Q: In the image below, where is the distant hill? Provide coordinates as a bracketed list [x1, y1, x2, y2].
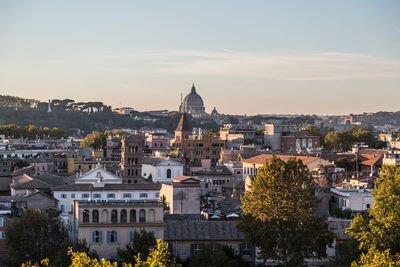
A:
[0, 95, 40, 109]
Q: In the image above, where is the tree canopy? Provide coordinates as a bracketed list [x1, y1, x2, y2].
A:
[346, 164, 400, 265]
[238, 156, 333, 266]
[323, 127, 377, 151]
[186, 244, 248, 267]
[117, 229, 157, 264]
[4, 209, 68, 266]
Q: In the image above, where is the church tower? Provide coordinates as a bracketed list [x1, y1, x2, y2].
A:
[174, 112, 191, 142]
[47, 100, 52, 113]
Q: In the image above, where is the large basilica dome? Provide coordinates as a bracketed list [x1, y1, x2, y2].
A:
[179, 84, 206, 117]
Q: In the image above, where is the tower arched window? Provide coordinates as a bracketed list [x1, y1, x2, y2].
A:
[130, 209, 136, 222]
[302, 139, 307, 148]
[83, 209, 90, 223]
[111, 209, 118, 223]
[308, 139, 313, 149]
[166, 169, 172, 179]
[92, 210, 99, 223]
[120, 209, 127, 223]
[139, 209, 146, 223]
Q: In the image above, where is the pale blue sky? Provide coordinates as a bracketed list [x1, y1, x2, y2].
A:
[0, 1, 399, 115]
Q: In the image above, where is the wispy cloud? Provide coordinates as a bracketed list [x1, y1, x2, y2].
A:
[153, 50, 400, 81]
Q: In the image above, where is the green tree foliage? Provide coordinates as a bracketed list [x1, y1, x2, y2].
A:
[117, 230, 157, 264]
[323, 127, 377, 151]
[346, 164, 400, 265]
[80, 131, 107, 149]
[0, 124, 66, 139]
[255, 128, 265, 136]
[330, 239, 360, 266]
[0, 95, 39, 109]
[186, 244, 248, 267]
[306, 125, 323, 138]
[4, 209, 68, 266]
[238, 156, 333, 266]
[335, 157, 356, 172]
[134, 239, 181, 267]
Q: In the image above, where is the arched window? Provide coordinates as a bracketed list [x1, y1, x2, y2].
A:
[92, 210, 99, 223]
[111, 209, 118, 223]
[308, 139, 313, 149]
[148, 209, 155, 223]
[139, 209, 146, 223]
[102, 209, 108, 223]
[130, 210, 136, 223]
[83, 209, 90, 223]
[296, 139, 300, 150]
[166, 169, 172, 178]
[120, 209, 127, 223]
[302, 139, 307, 148]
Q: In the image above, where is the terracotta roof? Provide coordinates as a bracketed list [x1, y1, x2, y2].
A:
[242, 154, 321, 166]
[359, 155, 383, 166]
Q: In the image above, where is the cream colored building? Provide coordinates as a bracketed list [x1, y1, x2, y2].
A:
[71, 200, 164, 261]
[160, 176, 201, 215]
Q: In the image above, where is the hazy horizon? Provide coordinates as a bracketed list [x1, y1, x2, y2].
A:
[1, 1, 399, 115]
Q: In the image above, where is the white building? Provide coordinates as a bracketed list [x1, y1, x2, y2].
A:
[142, 157, 183, 183]
[330, 188, 373, 211]
[52, 164, 161, 215]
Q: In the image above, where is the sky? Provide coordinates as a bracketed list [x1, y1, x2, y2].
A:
[0, 0, 399, 115]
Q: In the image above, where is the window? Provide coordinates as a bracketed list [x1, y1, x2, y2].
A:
[0, 231, 5, 239]
[190, 244, 200, 254]
[120, 209, 127, 223]
[241, 243, 251, 255]
[71, 193, 75, 199]
[366, 204, 371, 209]
[302, 139, 307, 148]
[123, 193, 132, 198]
[111, 210, 118, 223]
[0, 218, 3, 227]
[83, 209, 90, 223]
[107, 193, 116, 199]
[139, 209, 146, 223]
[166, 169, 171, 178]
[93, 193, 101, 199]
[82, 193, 89, 199]
[61, 194, 67, 199]
[129, 230, 136, 242]
[155, 193, 159, 199]
[130, 210, 136, 223]
[91, 230, 102, 243]
[308, 139, 313, 149]
[92, 210, 99, 223]
[61, 205, 65, 213]
[107, 230, 119, 243]
[140, 193, 148, 198]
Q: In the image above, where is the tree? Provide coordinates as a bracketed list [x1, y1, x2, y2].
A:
[306, 125, 322, 138]
[117, 229, 157, 264]
[346, 164, 400, 265]
[330, 239, 360, 266]
[238, 156, 333, 266]
[4, 209, 68, 266]
[80, 131, 106, 149]
[134, 239, 181, 267]
[186, 244, 248, 267]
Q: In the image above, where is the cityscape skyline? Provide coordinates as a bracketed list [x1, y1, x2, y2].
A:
[0, 0, 399, 115]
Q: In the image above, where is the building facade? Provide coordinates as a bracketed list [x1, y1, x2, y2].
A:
[71, 200, 164, 260]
